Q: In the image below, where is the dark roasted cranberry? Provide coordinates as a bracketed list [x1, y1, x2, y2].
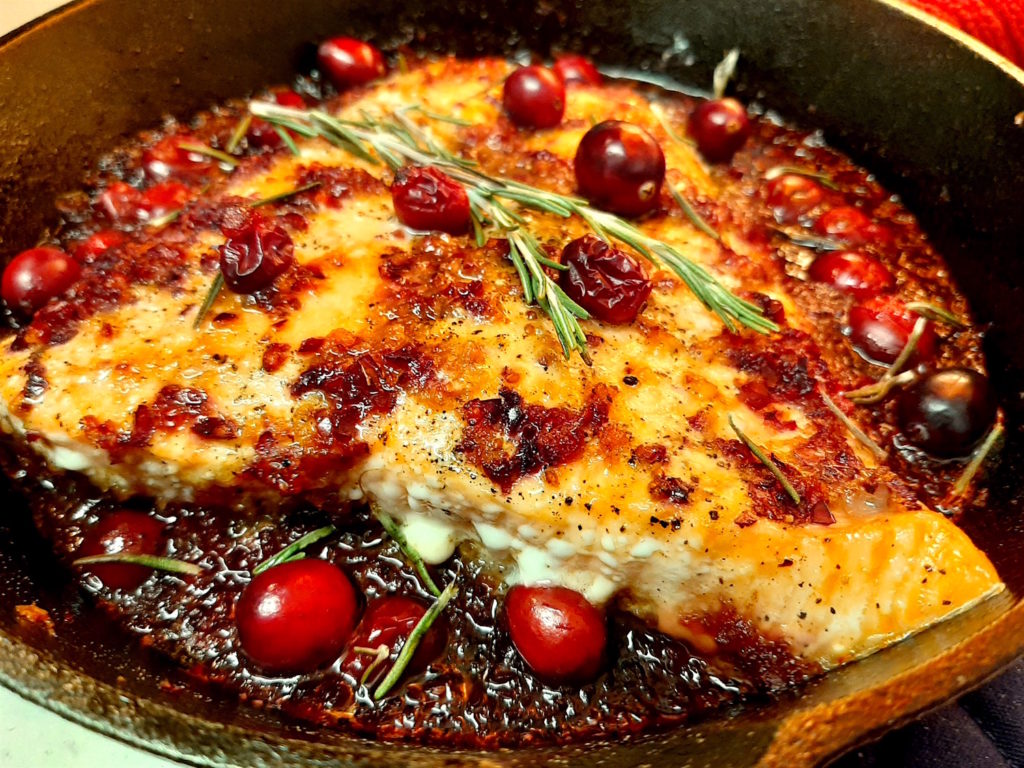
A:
[73, 230, 125, 263]
[813, 206, 891, 248]
[75, 511, 166, 591]
[559, 235, 651, 323]
[807, 250, 894, 299]
[505, 585, 606, 683]
[317, 37, 386, 89]
[236, 559, 359, 675]
[553, 54, 602, 86]
[391, 166, 471, 234]
[143, 135, 214, 181]
[502, 65, 565, 129]
[688, 98, 751, 163]
[137, 181, 190, 221]
[848, 296, 936, 365]
[248, 90, 307, 149]
[340, 595, 448, 685]
[765, 174, 824, 224]
[219, 216, 295, 294]
[574, 121, 665, 217]
[2, 247, 81, 315]
[97, 181, 142, 222]
[898, 368, 996, 457]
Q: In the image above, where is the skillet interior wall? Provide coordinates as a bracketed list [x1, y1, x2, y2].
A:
[0, 1, 1023, 766]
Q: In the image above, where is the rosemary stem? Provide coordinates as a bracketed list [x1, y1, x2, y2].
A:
[252, 525, 336, 576]
[821, 391, 887, 461]
[728, 415, 802, 506]
[952, 423, 1004, 497]
[72, 553, 202, 576]
[373, 506, 442, 597]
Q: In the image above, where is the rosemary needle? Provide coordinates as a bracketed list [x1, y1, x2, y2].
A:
[72, 553, 202, 576]
[252, 525, 337, 576]
[728, 415, 802, 506]
[373, 506, 442, 597]
[373, 581, 457, 700]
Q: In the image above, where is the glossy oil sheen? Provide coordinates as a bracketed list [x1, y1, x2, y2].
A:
[0, 1, 1022, 767]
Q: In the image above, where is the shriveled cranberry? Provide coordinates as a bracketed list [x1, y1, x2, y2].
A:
[898, 368, 996, 457]
[143, 135, 214, 181]
[848, 296, 936, 365]
[73, 230, 125, 263]
[574, 121, 665, 217]
[813, 206, 891, 248]
[219, 215, 295, 294]
[340, 595, 448, 685]
[553, 54, 602, 86]
[317, 37, 386, 89]
[75, 511, 166, 591]
[765, 174, 824, 224]
[807, 250, 894, 299]
[137, 181, 190, 221]
[505, 585, 606, 683]
[97, 181, 143, 222]
[236, 559, 359, 675]
[248, 90, 307, 149]
[559, 235, 651, 323]
[502, 65, 566, 129]
[2, 247, 81, 315]
[688, 98, 751, 163]
[391, 166, 471, 234]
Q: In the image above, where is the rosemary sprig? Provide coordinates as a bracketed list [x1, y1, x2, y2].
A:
[248, 100, 778, 359]
[373, 506, 442, 597]
[177, 142, 240, 168]
[764, 165, 839, 191]
[952, 423, 1004, 497]
[373, 581, 458, 700]
[821, 390, 887, 461]
[73, 553, 202, 576]
[252, 525, 336, 576]
[728, 415, 802, 505]
[670, 185, 720, 242]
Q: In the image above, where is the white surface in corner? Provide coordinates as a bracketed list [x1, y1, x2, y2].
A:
[0, 6, 185, 768]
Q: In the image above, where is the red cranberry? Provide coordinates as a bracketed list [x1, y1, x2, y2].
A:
[505, 585, 606, 683]
[553, 54, 602, 86]
[75, 511, 166, 591]
[391, 166, 471, 234]
[559, 235, 651, 323]
[219, 215, 295, 294]
[317, 37, 386, 89]
[813, 206, 891, 248]
[340, 595, 448, 684]
[765, 174, 824, 224]
[502, 66, 566, 129]
[137, 181, 190, 221]
[248, 91, 306, 149]
[688, 98, 751, 163]
[143, 135, 214, 181]
[97, 182, 143, 222]
[807, 250, 895, 299]
[236, 559, 359, 675]
[574, 121, 666, 217]
[848, 296, 937, 365]
[2, 247, 81, 315]
[73, 230, 125, 263]
[898, 368, 996, 457]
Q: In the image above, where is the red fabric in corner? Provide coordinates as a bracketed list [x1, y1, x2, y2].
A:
[907, 0, 1024, 67]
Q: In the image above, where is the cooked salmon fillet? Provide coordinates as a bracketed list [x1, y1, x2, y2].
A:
[0, 57, 1001, 667]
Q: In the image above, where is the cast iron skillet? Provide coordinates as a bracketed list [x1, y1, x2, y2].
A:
[1, 0, 1023, 765]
